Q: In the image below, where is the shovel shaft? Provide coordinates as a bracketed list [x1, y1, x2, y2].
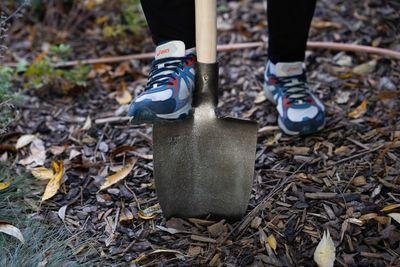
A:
[195, 0, 217, 64]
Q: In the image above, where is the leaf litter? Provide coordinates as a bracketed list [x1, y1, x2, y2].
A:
[1, 0, 399, 265]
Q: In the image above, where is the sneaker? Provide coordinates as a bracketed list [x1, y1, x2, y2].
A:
[128, 40, 196, 123]
[264, 61, 325, 135]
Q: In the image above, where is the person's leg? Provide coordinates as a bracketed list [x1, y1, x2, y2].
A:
[267, 0, 316, 63]
[140, 0, 195, 48]
[264, 0, 325, 135]
[128, 0, 196, 123]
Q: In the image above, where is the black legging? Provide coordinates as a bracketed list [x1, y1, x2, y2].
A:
[140, 0, 316, 64]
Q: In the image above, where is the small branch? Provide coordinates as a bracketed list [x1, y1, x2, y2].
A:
[4, 41, 400, 68]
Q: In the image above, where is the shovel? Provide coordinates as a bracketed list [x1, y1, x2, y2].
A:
[153, 0, 258, 220]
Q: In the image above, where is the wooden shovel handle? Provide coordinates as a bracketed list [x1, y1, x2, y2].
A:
[195, 0, 217, 64]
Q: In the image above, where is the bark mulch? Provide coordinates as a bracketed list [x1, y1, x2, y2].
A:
[2, 0, 400, 266]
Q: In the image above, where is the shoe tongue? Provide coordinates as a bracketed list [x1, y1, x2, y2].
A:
[275, 62, 303, 77]
[155, 40, 186, 60]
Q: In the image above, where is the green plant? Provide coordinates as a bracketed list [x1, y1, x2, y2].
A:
[0, 66, 15, 134]
[0, 165, 73, 266]
[22, 44, 91, 94]
[102, 0, 146, 38]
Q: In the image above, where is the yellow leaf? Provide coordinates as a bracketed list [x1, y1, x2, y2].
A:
[99, 160, 136, 191]
[0, 221, 25, 243]
[15, 134, 36, 149]
[388, 213, 400, 224]
[314, 229, 336, 267]
[31, 167, 55, 180]
[267, 234, 277, 254]
[138, 203, 161, 220]
[0, 181, 11, 190]
[42, 161, 65, 201]
[381, 204, 400, 212]
[348, 99, 367, 119]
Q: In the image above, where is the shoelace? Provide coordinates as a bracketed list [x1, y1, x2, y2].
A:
[146, 55, 193, 90]
[277, 76, 310, 104]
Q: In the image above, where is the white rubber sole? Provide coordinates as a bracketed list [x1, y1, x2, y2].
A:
[156, 101, 192, 119]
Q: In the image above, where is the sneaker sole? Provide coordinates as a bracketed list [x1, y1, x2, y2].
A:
[278, 117, 326, 136]
[264, 83, 325, 136]
[130, 102, 193, 125]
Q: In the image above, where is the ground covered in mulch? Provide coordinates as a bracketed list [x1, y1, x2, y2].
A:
[2, 0, 400, 266]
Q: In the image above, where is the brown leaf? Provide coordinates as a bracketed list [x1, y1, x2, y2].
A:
[207, 220, 227, 237]
[99, 160, 136, 190]
[352, 176, 367, 186]
[48, 145, 68, 156]
[113, 62, 131, 77]
[119, 207, 134, 223]
[0, 145, 17, 154]
[381, 204, 400, 212]
[116, 81, 132, 105]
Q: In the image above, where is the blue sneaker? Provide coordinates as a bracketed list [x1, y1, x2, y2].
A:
[128, 41, 196, 123]
[264, 61, 325, 135]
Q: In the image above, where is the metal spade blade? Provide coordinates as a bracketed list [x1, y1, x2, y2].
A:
[153, 63, 258, 220]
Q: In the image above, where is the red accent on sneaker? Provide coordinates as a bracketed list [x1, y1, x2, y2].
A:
[268, 77, 278, 85]
[283, 97, 291, 108]
[156, 48, 171, 57]
[185, 55, 196, 67]
[171, 78, 179, 98]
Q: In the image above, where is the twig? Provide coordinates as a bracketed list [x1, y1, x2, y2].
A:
[4, 41, 400, 68]
[328, 143, 385, 166]
[95, 116, 131, 125]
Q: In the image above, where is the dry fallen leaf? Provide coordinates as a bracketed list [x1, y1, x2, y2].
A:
[138, 203, 161, 220]
[31, 167, 55, 180]
[16, 134, 36, 149]
[352, 60, 376, 75]
[48, 145, 68, 156]
[42, 161, 65, 201]
[348, 99, 367, 119]
[388, 213, 400, 224]
[0, 180, 11, 190]
[267, 234, 277, 254]
[0, 221, 25, 244]
[116, 81, 132, 105]
[18, 138, 46, 167]
[119, 207, 134, 223]
[100, 160, 136, 190]
[133, 249, 184, 264]
[381, 204, 400, 212]
[81, 116, 92, 131]
[254, 91, 267, 104]
[314, 229, 336, 267]
[58, 205, 68, 222]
